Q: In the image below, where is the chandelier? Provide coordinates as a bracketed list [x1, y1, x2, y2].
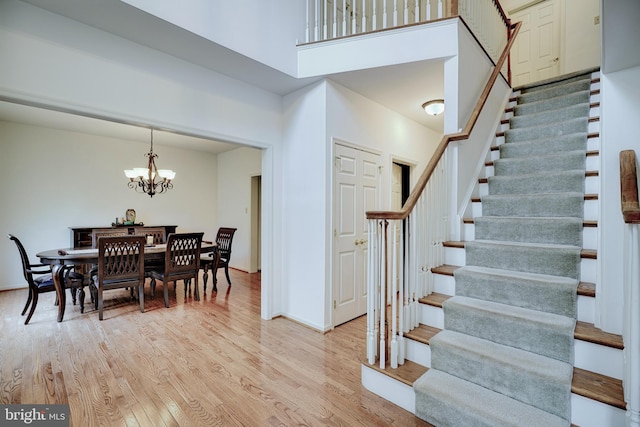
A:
[124, 129, 175, 197]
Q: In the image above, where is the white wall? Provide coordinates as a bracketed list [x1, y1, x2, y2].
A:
[281, 81, 329, 330]
[503, 0, 601, 75]
[0, 0, 282, 148]
[279, 79, 440, 331]
[563, 0, 601, 73]
[216, 147, 262, 273]
[0, 121, 218, 290]
[120, 0, 305, 77]
[598, 65, 640, 334]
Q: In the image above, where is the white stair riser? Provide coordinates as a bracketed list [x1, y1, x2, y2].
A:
[362, 366, 415, 413]
[571, 394, 625, 427]
[444, 246, 465, 266]
[406, 338, 431, 367]
[420, 304, 444, 329]
[575, 340, 623, 380]
[433, 273, 455, 295]
[578, 294, 595, 323]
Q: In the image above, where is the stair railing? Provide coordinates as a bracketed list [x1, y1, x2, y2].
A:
[305, 0, 510, 66]
[620, 149, 640, 426]
[365, 20, 521, 370]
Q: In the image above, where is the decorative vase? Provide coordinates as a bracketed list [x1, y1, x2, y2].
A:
[125, 209, 136, 225]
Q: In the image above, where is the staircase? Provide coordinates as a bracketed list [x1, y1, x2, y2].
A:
[362, 70, 627, 426]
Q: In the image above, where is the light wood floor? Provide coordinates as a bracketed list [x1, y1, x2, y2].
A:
[0, 270, 429, 426]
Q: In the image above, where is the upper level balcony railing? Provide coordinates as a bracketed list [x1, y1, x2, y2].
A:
[305, 0, 510, 70]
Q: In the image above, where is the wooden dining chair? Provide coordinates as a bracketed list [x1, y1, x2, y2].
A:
[8, 234, 83, 324]
[91, 229, 129, 248]
[201, 227, 236, 293]
[134, 227, 166, 244]
[148, 232, 204, 307]
[91, 235, 145, 320]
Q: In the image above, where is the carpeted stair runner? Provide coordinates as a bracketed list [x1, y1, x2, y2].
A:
[414, 72, 594, 426]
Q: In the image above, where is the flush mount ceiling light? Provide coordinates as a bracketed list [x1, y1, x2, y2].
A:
[422, 99, 445, 116]
[124, 129, 175, 197]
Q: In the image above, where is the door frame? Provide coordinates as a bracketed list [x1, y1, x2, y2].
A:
[330, 138, 382, 328]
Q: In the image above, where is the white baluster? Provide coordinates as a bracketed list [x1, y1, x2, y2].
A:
[383, 0, 388, 29]
[415, 0, 420, 23]
[390, 221, 398, 369]
[362, 0, 367, 33]
[398, 219, 405, 364]
[393, 0, 398, 26]
[332, 0, 337, 38]
[367, 219, 377, 364]
[426, 0, 431, 20]
[343, 0, 347, 36]
[438, 0, 443, 19]
[352, 0, 357, 34]
[323, 0, 328, 39]
[372, 0, 377, 30]
[379, 220, 387, 369]
[314, 0, 319, 41]
[404, 0, 408, 25]
[305, 0, 310, 42]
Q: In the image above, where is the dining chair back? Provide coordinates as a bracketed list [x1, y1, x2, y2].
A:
[201, 227, 237, 293]
[8, 234, 82, 324]
[135, 227, 166, 244]
[148, 232, 204, 307]
[91, 229, 129, 248]
[92, 235, 145, 320]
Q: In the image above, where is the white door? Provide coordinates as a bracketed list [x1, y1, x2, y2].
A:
[510, 0, 561, 86]
[333, 143, 381, 326]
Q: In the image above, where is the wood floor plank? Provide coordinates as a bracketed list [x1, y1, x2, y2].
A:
[1, 271, 428, 426]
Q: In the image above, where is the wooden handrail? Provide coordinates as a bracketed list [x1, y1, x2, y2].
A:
[366, 20, 521, 221]
[620, 150, 640, 224]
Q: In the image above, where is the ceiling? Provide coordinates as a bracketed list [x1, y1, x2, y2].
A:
[0, 0, 444, 153]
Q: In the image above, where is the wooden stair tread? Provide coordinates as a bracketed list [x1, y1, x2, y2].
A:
[463, 218, 598, 228]
[431, 264, 595, 297]
[578, 281, 595, 297]
[572, 367, 626, 410]
[471, 194, 598, 202]
[442, 241, 596, 260]
[479, 170, 597, 183]
[365, 357, 625, 410]
[418, 292, 450, 308]
[363, 359, 428, 387]
[405, 324, 441, 345]
[495, 131, 599, 138]
[575, 321, 624, 349]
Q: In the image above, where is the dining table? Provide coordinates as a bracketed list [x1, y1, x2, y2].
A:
[36, 241, 217, 322]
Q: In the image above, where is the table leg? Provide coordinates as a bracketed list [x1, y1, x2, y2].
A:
[51, 263, 67, 322]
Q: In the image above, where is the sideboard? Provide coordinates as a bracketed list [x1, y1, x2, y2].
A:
[70, 225, 177, 248]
